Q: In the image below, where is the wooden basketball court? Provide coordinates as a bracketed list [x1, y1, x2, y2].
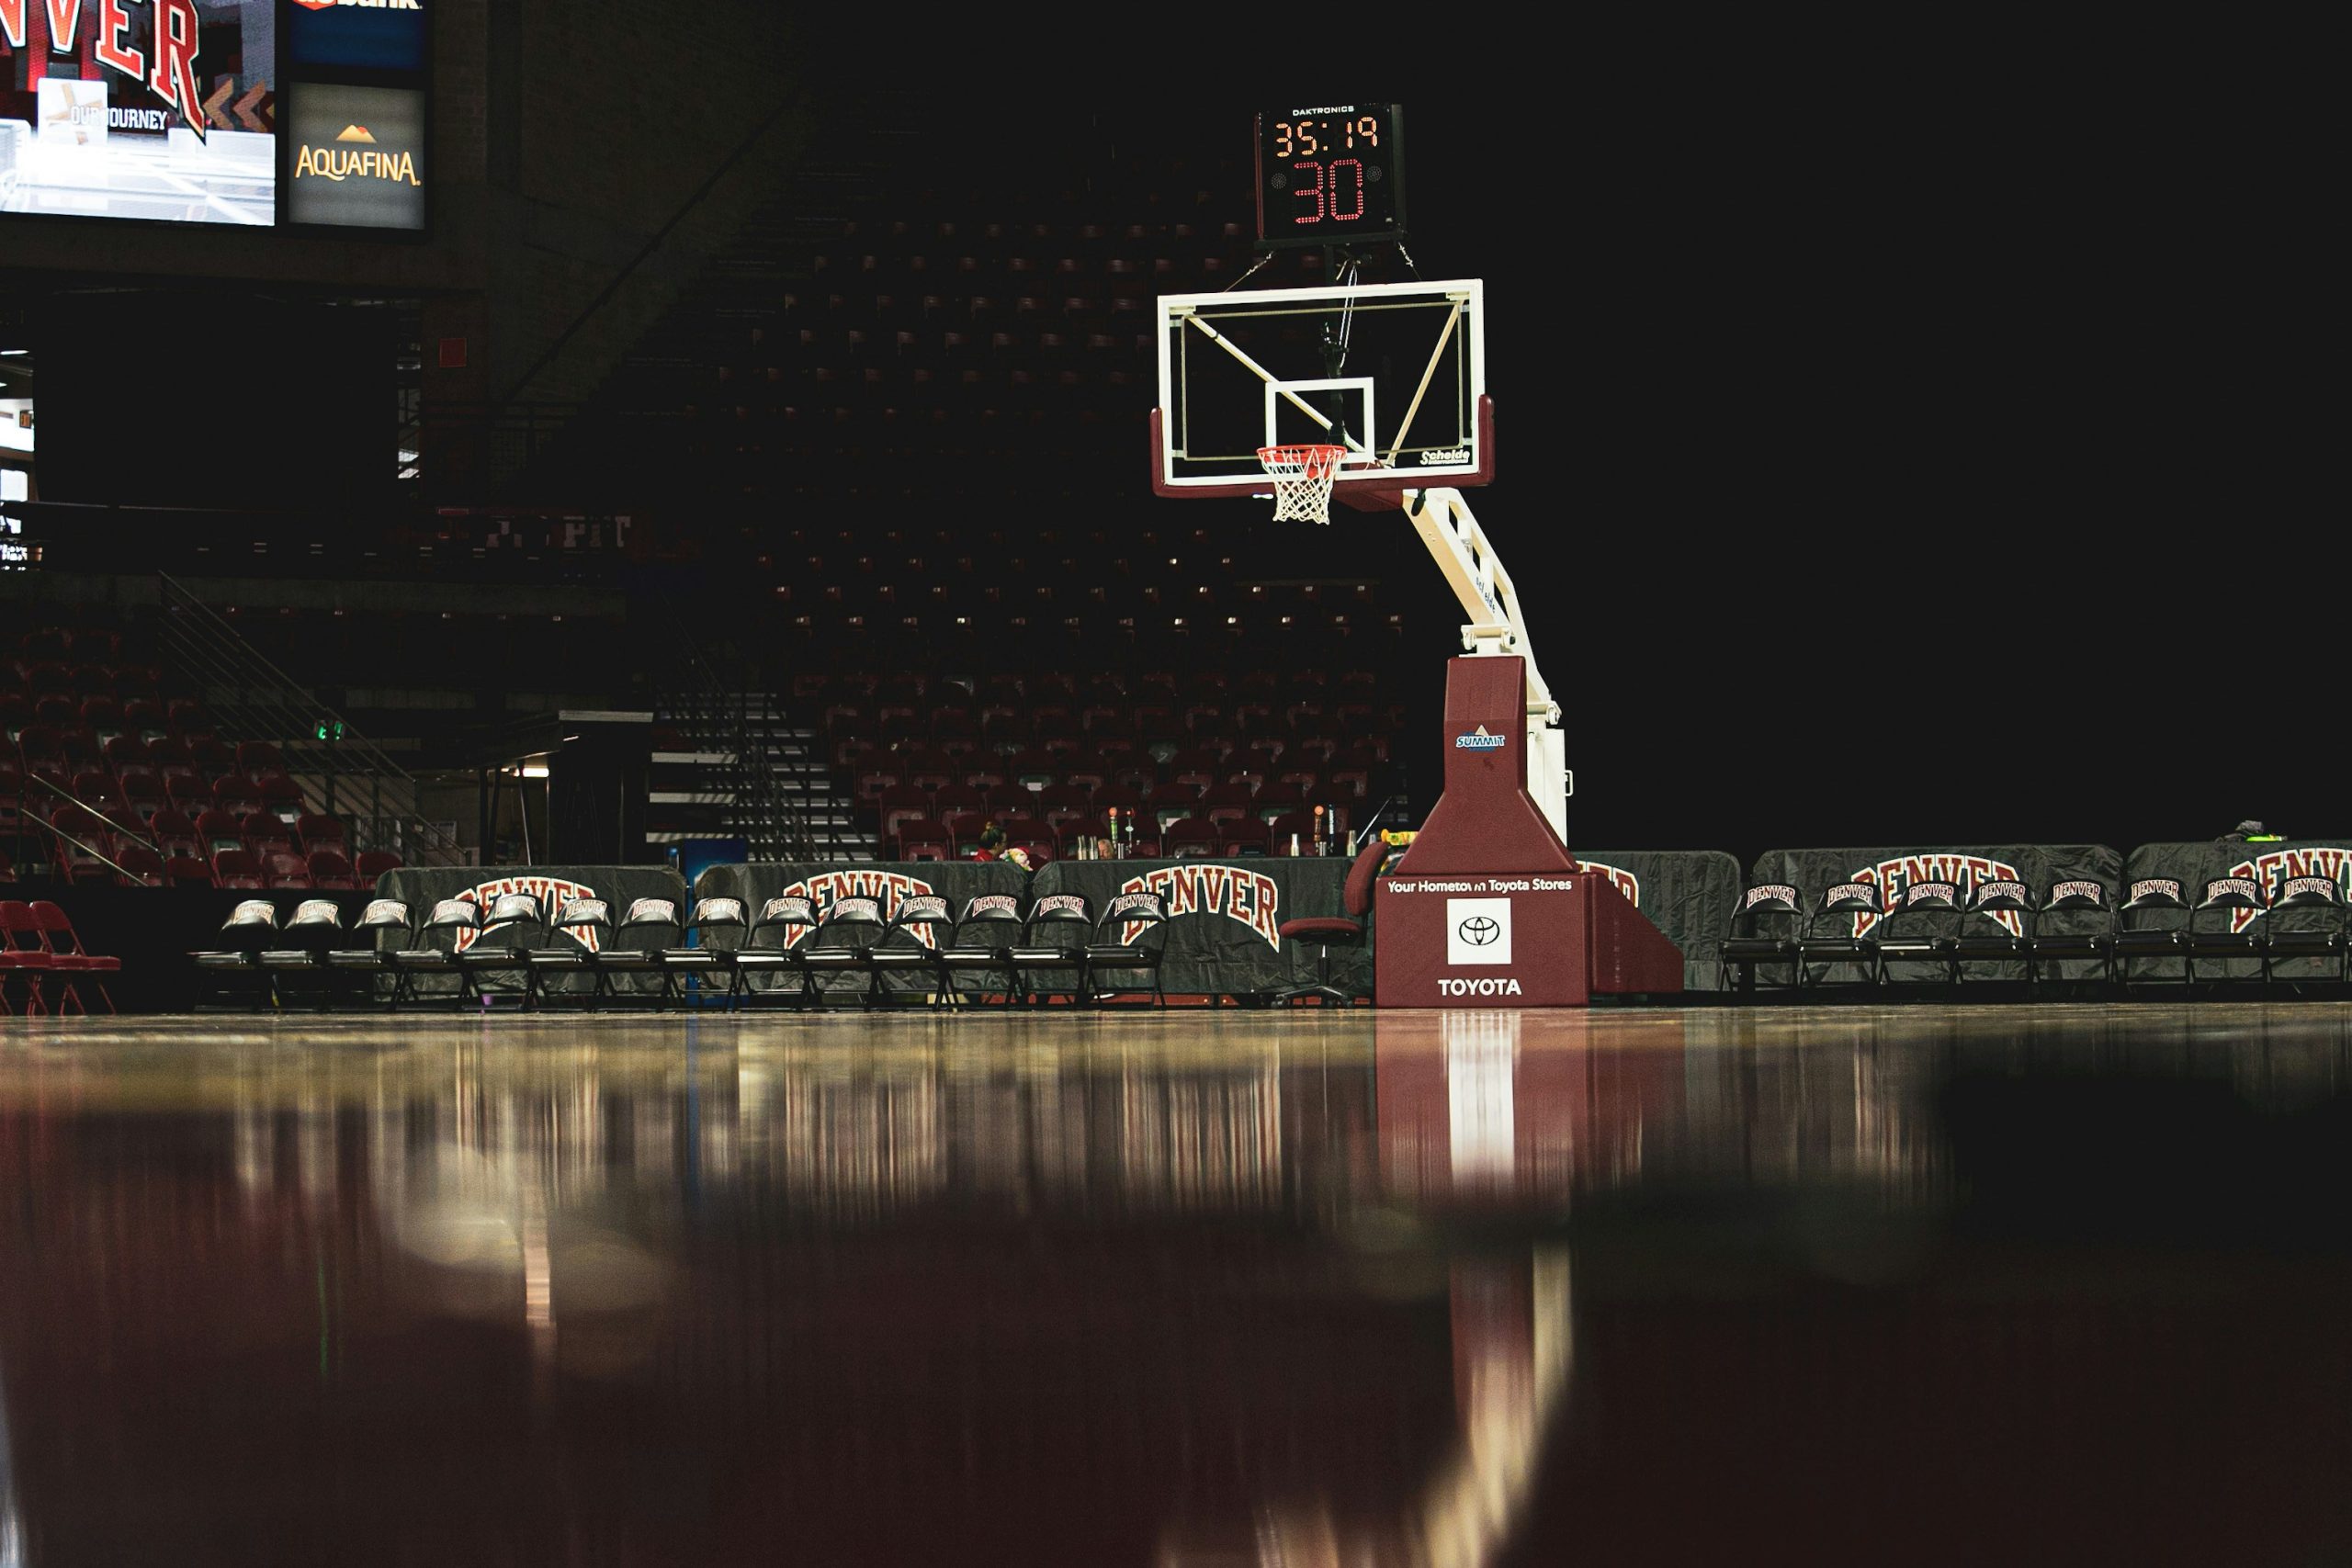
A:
[4, 1002, 2348, 1564]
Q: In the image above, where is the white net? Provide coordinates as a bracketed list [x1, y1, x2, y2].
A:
[1257, 445, 1346, 525]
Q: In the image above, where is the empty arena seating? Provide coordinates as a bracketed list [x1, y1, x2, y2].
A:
[831, 666, 1385, 859]
[6, 621, 402, 889]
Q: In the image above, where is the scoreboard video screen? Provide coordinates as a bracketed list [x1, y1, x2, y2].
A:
[0, 0, 430, 231]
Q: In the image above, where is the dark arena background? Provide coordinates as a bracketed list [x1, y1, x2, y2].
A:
[0, 11, 2336, 1568]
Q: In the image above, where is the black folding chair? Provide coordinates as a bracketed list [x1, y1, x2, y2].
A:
[1872, 880, 1962, 991]
[2185, 875, 2267, 991]
[2027, 880, 2115, 991]
[2263, 874, 2346, 993]
[668, 897, 750, 1007]
[939, 893, 1024, 1007]
[1009, 892, 1091, 1005]
[729, 896, 819, 1007]
[455, 893, 546, 1006]
[867, 894, 956, 1004]
[801, 896, 886, 1005]
[193, 898, 279, 1010]
[256, 897, 347, 1010]
[1796, 882, 1883, 995]
[387, 898, 477, 1008]
[526, 897, 613, 1010]
[1086, 891, 1169, 1008]
[1719, 884, 1801, 996]
[2113, 878, 2190, 990]
[325, 897, 413, 1008]
[1949, 878, 2033, 987]
[599, 897, 681, 1008]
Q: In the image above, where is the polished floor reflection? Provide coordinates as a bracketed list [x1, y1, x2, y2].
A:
[3, 1005, 2349, 1566]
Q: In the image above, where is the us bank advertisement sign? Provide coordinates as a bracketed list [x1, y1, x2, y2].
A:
[285, 78, 421, 229]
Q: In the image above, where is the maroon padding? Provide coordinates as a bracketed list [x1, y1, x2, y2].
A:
[1278, 916, 1363, 940]
[1341, 838, 1388, 916]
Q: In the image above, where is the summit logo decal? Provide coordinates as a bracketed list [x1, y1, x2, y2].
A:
[1453, 727, 1506, 750]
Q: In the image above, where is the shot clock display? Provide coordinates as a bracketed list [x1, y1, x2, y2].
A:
[1254, 103, 1405, 248]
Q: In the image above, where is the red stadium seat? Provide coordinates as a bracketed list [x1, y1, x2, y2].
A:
[263, 850, 314, 890]
[355, 850, 403, 882]
[1199, 780, 1260, 825]
[112, 844, 168, 887]
[195, 808, 246, 854]
[1162, 817, 1227, 858]
[894, 818, 953, 860]
[211, 850, 266, 889]
[295, 813, 346, 852]
[166, 855, 216, 887]
[236, 740, 288, 778]
[876, 784, 933, 847]
[307, 849, 361, 890]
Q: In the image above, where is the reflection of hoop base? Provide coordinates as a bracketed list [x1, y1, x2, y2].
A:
[1256, 444, 1346, 525]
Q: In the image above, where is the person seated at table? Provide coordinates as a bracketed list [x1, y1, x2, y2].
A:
[971, 823, 1033, 870]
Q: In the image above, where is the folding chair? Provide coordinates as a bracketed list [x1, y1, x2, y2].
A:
[1795, 882, 1883, 994]
[1719, 884, 1802, 996]
[1, 899, 60, 1016]
[2185, 875, 2267, 991]
[389, 899, 478, 1008]
[2263, 874, 2346, 993]
[1872, 881, 1962, 992]
[730, 897, 818, 1007]
[1085, 892, 1169, 1008]
[1009, 892, 1091, 1005]
[2028, 880, 2116, 991]
[801, 896, 887, 1006]
[526, 897, 614, 1010]
[598, 897, 681, 1008]
[28, 900, 121, 1014]
[191, 898, 280, 1011]
[1951, 879, 2033, 987]
[666, 897, 748, 1007]
[257, 897, 346, 1010]
[939, 893, 1023, 1006]
[867, 895, 956, 1004]
[324, 898, 413, 1008]
[2112, 878, 2190, 990]
[454, 893, 545, 1006]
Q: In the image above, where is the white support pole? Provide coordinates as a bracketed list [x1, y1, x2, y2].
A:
[1403, 488, 1569, 846]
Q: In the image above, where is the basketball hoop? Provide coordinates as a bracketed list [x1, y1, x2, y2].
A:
[1257, 444, 1346, 525]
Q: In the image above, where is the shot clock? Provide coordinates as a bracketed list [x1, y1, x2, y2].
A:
[1254, 103, 1405, 248]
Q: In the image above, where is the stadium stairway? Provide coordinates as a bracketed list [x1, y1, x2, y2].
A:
[649, 690, 865, 862]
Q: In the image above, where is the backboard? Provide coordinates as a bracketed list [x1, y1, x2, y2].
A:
[1150, 277, 1490, 512]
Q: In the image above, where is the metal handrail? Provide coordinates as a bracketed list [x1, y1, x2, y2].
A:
[156, 572, 465, 866]
[20, 790, 148, 885]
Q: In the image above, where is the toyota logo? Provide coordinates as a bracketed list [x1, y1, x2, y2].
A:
[1456, 915, 1501, 946]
